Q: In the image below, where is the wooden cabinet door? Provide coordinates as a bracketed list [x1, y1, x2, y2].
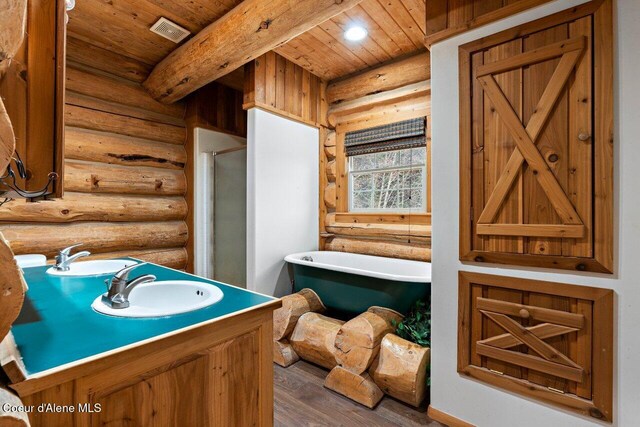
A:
[458, 272, 613, 421]
[459, 0, 613, 273]
[86, 331, 263, 427]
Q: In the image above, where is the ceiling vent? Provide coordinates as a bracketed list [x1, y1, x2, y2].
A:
[150, 17, 190, 43]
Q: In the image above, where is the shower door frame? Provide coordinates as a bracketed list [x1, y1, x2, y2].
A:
[192, 128, 246, 278]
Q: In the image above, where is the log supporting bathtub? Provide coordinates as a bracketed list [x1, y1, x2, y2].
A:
[285, 251, 431, 317]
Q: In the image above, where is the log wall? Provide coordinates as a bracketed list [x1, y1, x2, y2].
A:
[321, 58, 432, 262]
[0, 44, 189, 269]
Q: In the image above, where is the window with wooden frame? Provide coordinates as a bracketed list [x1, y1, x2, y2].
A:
[348, 148, 427, 212]
[458, 0, 613, 273]
[458, 272, 613, 422]
[344, 118, 428, 214]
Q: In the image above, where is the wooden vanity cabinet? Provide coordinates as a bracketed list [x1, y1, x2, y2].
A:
[458, 272, 613, 421]
[459, 0, 613, 273]
[11, 302, 280, 427]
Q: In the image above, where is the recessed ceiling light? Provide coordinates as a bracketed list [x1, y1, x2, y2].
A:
[344, 26, 368, 42]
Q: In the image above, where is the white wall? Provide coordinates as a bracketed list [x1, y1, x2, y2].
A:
[430, 1, 640, 426]
[246, 109, 319, 296]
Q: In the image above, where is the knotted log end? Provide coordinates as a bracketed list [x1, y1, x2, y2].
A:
[369, 333, 430, 407]
[334, 307, 403, 374]
[273, 339, 300, 368]
[290, 312, 344, 370]
[324, 366, 384, 409]
[273, 288, 325, 341]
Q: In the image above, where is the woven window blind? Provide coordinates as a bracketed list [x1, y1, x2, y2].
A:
[344, 117, 426, 156]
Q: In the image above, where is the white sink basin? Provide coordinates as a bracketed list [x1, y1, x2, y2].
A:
[91, 280, 224, 318]
[47, 259, 138, 277]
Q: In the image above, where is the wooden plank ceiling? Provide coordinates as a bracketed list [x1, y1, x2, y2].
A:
[276, 0, 427, 80]
[67, 0, 426, 88]
[66, 0, 244, 88]
[67, 0, 241, 68]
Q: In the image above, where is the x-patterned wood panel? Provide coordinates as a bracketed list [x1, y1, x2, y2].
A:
[476, 37, 587, 238]
[459, 0, 613, 273]
[458, 272, 613, 422]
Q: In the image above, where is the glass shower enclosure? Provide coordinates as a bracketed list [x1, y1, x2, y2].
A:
[212, 147, 247, 288]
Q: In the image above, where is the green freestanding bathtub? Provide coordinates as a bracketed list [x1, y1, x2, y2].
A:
[285, 251, 431, 318]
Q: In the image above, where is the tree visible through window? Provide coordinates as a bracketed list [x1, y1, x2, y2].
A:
[349, 147, 426, 212]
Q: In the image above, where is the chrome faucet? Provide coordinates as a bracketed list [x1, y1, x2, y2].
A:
[102, 263, 156, 309]
[54, 244, 91, 271]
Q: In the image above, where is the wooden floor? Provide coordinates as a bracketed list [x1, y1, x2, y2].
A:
[274, 361, 444, 426]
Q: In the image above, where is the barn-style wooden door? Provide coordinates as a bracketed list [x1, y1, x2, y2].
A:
[458, 272, 613, 421]
[459, 0, 613, 273]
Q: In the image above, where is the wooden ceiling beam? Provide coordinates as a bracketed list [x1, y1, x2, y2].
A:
[326, 51, 430, 105]
[143, 0, 364, 104]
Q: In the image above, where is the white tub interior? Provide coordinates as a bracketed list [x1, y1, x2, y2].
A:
[285, 251, 431, 283]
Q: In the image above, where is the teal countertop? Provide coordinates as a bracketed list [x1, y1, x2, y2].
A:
[12, 260, 275, 376]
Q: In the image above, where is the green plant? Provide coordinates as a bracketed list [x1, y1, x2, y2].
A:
[393, 297, 431, 348]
